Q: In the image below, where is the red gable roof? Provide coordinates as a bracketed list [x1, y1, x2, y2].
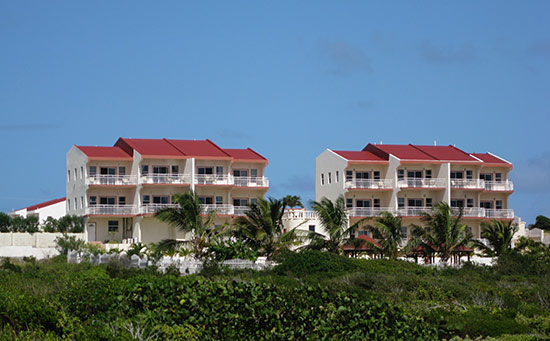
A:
[165, 139, 231, 160]
[26, 197, 66, 212]
[114, 138, 186, 159]
[76, 146, 132, 160]
[224, 148, 268, 163]
[332, 150, 388, 163]
[412, 145, 481, 163]
[471, 153, 512, 168]
[364, 144, 438, 162]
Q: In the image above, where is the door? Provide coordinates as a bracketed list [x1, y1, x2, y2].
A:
[87, 223, 96, 242]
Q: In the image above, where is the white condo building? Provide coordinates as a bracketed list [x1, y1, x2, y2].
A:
[316, 143, 515, 241]
[66, 138, 268, 243]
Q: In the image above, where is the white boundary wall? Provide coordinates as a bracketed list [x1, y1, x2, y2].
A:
[0, 233, 85, 248]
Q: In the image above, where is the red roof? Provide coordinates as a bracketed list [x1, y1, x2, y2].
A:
[332, 150, 388, 163]
[224, 148, 268, 163]
[343, 234, 382, 251]
[471, 153, 512, 168]
[412, 145, 481, 163]
[114, 138, 186, 159]
[364, 144, 438, 162]
[76, 146, 132, 160]
[26, 197, 66, 212]
[166, 139, 231, 159]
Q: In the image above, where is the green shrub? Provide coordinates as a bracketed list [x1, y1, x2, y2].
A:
[54, 234, 85, 255]
[274, 250, 362, 276]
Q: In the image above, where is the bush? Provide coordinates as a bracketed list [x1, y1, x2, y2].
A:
[273, 250, 362, 276]
[54, 234, 85, 255]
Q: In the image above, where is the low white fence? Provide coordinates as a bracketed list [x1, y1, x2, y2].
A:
[67, 250, 274, 275]
[0, 233, 85, 248]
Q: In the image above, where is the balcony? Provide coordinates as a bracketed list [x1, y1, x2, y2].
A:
[450, 179, 485, 190]
[451, 207, 485, 218]
[140, 174, 191, 185]
[397, 207, 431, 217]
[348, 207, 396, 217]
[200, 204, 234, 215]
[86, 175, 137, 186]
[233, 176, 269, 188]
[86, 205, 138, 215]
[283, 210, 318, 220]
[485, 209, 514, 219]
[195, 174, 233, 186]
[345, 179, 394, 190]
[233, 206, 250, 216]
[140, 204, 178, 215]
[398, 178, 446, 189]
[484, 181, 514, 192]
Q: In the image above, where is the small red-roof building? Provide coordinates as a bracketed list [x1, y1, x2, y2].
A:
[316, 143, 515, 241]
[10, 197, 66, 223]
[67, 138, 269, 244]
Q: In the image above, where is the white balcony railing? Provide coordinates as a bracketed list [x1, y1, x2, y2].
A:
[450, 179, 485, 190]
[200, 204, 234, 215]
[86, 175, 138, 186]
[234, 206, 250, 216]
[283, 210, 318, 220]
[195, 174, 233, 186]
[451, 207, 485, 218]
[398, 178, 446, 189]
[485, 209, 514, 219]
[348, 207, 396, 217]
[345, 179, 394, 190]
[397, 207, 432, 217]
[484, 181, 514, 191]
[233, 176, 269, 187]
[140, 204, 178, 214]
[140, 174, 192, 185]
[86, 205, 138, 215]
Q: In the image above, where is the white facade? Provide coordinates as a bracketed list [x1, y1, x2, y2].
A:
[11, 198, 66, 223]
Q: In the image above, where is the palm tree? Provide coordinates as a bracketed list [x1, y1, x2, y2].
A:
[310, 195, 367, 254]
[154, 191, 227, 259]
[234, 196, 304, 259]
[366, 212, 404, 259]
[408, 202, 472, 264]
[473, 220, 518, 257]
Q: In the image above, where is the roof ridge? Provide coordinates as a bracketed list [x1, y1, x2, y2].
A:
[206, 139, 232, 158]
[409, 144, 438, 160]
[163, 138, 188, 156]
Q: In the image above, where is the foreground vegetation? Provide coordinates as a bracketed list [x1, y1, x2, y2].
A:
[1, 248, 550, 340]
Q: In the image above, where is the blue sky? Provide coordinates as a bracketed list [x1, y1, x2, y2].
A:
[1, 1, 549, 224]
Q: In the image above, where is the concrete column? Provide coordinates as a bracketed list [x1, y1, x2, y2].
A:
[134, 217, 142, 243]
[190, 158, 196, 192]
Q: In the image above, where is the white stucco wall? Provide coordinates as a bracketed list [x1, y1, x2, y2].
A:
[315, 149, 348, 202]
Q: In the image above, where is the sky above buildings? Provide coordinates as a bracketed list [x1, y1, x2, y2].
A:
[1, 1, 549, 224]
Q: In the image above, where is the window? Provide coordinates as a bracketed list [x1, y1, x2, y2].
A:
[100, 167, 116, 175]
[74, 168, 77, 181]
[233, 198, 249, 206]
[425, 170, 432, 179]
[90, 196, 97, 206]
[398, 198, 405, 208]
[346, 198, 353, 208]
[216, 166, 224, 175]
[356, 199, 371, 207]
[89, 166, 97, 176]
[358, 230, 369, 237]
[153, 166, 168, 174]
[356, 172, 370, 179]
[108, 220, 119, 232]
[373, 199, 381, 208]
[198, 167, 213, 175]
[467, 198, 474, 208]
[100, 197, 116, 205]
[141, 165, 149, 175]
[407, 170, 422, 179]
[401, 226, 408, 239]
[67, 170, 70, 182]
[466, 170, 473, 180]
[480, 201, 492, 209]
[309, 225, 315, 232]
[408, 199, 423, 207]
[321, 174, 325, 185]
[251, 198, 257, 205]
[153, 196, 169, 204]
[81, 196, 84, 209]
[119, 167, 126, 176]
[67, 199, 70, 211]
[234, 169, 248, 177]
[496, 200, 503, 210]
[199, 197, 213, 205]
[171, 165, 179, 174]
[426, 198, 433, 207]
[328, 172, 332, 184]
[346, 170, 353, 181]
[450, 171, 464, 179]
[80, 167, 84, 179]
[74, 197, 77, 210]
[373, 171, 380, 180]
[119, 197, 126, 205]
[216, 196, 223, 205]
[495, 173, 502, 182]
[397, 169, 404, 180]
[251, 169, 258, 177]
[336, 171, 339, 182]
[451, 199, 464, 207]
[480, 173, 492, 181]
[142, 195, 150, 205]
